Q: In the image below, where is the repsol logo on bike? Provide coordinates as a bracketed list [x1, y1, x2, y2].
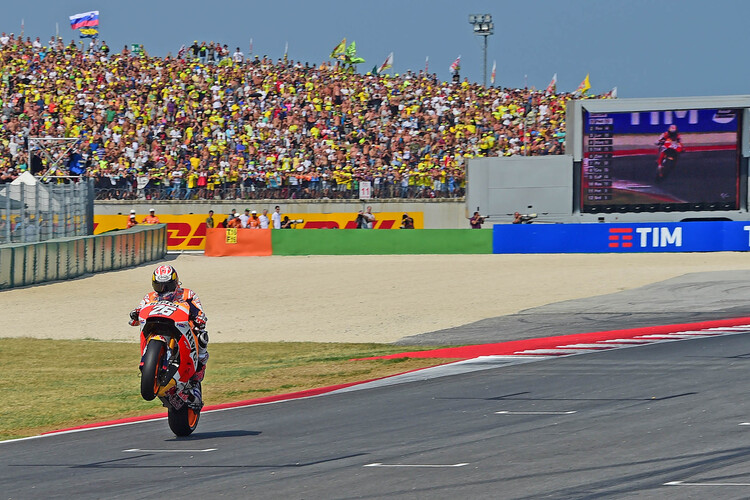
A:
[608, 227, 682, 249]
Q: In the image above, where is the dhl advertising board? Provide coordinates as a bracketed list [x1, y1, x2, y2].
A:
[94, 212, 424, 250]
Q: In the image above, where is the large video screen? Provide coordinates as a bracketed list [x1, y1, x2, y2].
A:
[581, 108, 741, 212]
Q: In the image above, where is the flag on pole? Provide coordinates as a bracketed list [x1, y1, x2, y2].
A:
[284, 41, 288, 59]
[69, 11, 99, 30]
[249, 38, 253, 54]
[490, 60, 497, 85]
[604, 86, 618, 99]
[79, 27, 99, 39]
[330, 38, 346, 59]
[425, 56, 429, 73]
[177, 45, 186, 59]
[545, 73, 557, 95]
[449, 55, 461, 74]
[344, 41, 356, 60]
[575, 73, 591, 95]
[378, 52, 394, 74]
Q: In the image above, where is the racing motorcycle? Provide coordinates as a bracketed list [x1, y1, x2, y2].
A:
[656, 137, 683, 182]
[138, 300, 203, 437]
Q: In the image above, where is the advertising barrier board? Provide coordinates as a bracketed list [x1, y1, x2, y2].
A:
[94, 212, 424, 250]
[493, 221, 750, 253]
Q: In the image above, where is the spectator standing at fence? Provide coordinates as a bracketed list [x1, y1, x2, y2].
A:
[272, 206, 282, 229]
[143, 208, 160, 224]
[259, 209, 270, 229]
[205, 210, 215, 229]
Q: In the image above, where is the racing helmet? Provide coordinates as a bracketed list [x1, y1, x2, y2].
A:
[152, 265, 179, 294]
[668, 124, 678, 134]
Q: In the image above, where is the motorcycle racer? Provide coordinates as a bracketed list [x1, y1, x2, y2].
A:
[129, 265, 209, 386]
[656, 124, 682, 169]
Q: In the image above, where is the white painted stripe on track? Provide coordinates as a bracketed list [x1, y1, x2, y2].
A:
[556, 344, 616, 349]
[123, 448, 216, 453]
[514, 349, 593, 354]
[364, 463, 469, 468]
[496, 411, 576, 415]
[665, 480, 750, 486]
[599, 339, 656, 343]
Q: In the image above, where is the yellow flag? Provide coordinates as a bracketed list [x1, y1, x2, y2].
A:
[330, 38, 346, 59]
[575, 74, 591, 95]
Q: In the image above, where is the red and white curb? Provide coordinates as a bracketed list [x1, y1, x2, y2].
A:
[511, 326, 750, 356]
[5, 318, 750, 444]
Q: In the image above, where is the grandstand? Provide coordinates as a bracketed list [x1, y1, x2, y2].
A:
[0, 33, 597, 201]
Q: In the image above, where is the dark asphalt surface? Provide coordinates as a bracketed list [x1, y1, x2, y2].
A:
[609, 150, 737, 204]
[398, 270, 750, 345]
[3, 333, 750, 499]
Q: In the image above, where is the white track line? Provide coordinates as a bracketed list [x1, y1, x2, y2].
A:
[665, 480, 750, 486]
[556, 344, 615, 349]
[123, 448, 217, 453]
[496, 411, 576, 415]
[364, 463, 468, 468]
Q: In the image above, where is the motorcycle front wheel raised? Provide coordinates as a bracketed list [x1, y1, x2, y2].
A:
[168, 405, 200, 437]
[140, 339, 166, 401]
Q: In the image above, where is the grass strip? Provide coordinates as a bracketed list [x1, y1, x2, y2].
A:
[1, 338, 457, 440]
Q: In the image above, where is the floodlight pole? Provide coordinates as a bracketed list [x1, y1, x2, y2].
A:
[468, 14, 494, 88]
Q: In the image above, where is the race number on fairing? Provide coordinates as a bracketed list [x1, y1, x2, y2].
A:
[150, 303, 179, 316]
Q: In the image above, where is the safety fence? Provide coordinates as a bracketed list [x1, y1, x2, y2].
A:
[204, 228, 493, 256]
[0, 178, 94, 245]
[0, 224, 167, 289]
[93, 184, 465, 201]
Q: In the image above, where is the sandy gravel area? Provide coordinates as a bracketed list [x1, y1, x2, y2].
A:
[4, 253, 750, 344]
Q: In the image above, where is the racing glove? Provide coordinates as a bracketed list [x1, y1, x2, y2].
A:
[128, 309, 140, 326]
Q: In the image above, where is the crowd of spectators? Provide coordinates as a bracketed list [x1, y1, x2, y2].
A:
[0, 32, 601, 200]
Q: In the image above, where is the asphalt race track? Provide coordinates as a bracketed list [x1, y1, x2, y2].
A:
[4, 333, 750, 499]
[398, 270, 750, 346]
[593, 150, 737, 205]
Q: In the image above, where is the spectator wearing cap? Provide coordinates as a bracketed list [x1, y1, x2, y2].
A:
[247, 210, 260, 229]
[226, 213, 242, 228]
[142, 208, 160, 224]
[127, 213, 139, 229]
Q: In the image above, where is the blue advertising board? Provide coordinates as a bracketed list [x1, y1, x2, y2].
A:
[584, 108, 739, 135]
[493, 221, 750, 254]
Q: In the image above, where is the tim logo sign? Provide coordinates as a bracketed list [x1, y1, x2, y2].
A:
[608, 227, 682, 250]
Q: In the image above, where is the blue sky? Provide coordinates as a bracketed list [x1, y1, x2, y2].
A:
[5, 0, 749, 98]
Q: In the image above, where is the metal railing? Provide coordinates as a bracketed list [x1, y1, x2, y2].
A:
[0, 178, 94, 245]
[93, 183, 465, 201]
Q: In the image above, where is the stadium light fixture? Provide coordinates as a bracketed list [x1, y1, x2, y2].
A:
[468, 13, 493, 87]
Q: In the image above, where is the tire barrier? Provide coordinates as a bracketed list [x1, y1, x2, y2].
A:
[0, 224, 167, 289]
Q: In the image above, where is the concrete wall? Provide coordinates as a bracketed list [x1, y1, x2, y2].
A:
[95, 199, 477, 229]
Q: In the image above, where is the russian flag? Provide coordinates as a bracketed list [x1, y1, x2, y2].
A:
[69, 11, 99, 30]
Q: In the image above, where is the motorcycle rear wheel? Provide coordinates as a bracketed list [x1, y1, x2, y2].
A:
[168, 405, 200, 437]
[140, 339, 165, 401]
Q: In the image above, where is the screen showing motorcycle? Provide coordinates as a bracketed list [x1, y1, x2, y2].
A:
[581, 108, 740, 213]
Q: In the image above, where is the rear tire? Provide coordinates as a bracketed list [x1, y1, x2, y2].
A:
[168, 405, 200, 437]
[140, 339, 165, 401]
